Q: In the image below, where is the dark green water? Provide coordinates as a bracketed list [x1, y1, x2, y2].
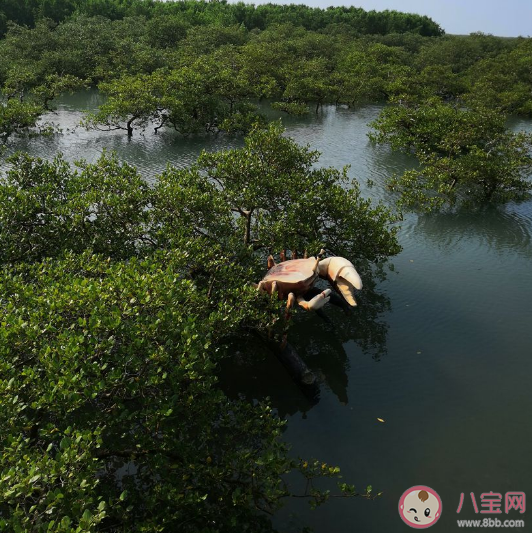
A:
[5, 92, 532, 532]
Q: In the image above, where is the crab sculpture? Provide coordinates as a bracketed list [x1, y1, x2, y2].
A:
[257, 250, 363, 315]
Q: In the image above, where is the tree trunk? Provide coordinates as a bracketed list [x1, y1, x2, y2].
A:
[127, 117, 135, 137]
[243, 209, 253, 246]
[154, 115, 167, 134]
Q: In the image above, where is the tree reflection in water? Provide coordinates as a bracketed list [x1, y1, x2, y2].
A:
[414, 204, 532, 259]
[219, 274, 392, 418]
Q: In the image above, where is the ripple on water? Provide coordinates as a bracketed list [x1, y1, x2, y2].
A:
[2, 112, 245, 184]
[410, 203, 532, 261]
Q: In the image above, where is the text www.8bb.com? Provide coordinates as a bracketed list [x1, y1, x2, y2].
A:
[457, 518, 525, 528]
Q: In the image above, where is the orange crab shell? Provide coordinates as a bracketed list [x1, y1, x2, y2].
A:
[260, 258, 319, 297]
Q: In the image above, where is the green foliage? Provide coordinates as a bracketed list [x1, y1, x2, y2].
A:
[0, 0, 444, 38]
[0, 2, 530, 124]
[84, 49, 264, 136]
[415, 33, 513, 74]
[370, 99, 532, 210]
[271, 101, 310, 116]
[84, 73, 162, 136]
[152, 122, 401, 269]
[464, 39, 532, 116]
[283, 57, 338, 111]
[0, 99, 43, 144]
[0, 251, 286, 532]
[336, 42, 412, 105]
[33, 73, 87, 110]
[145, 14, 188, 49]
[3, 2, 531, 529]
[160, 65, 224, 135]
[179, 23, 249, 55]
[0, 251, 374, 530]
[0, 152, 152, 263]
[166, 49, 259, 134]
[0, 0, 449, 128]
[219, 103, 266, 134]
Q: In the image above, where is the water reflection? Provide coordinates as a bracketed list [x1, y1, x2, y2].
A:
[220, 281, 391, 417]
[414, 203, 532, 259]
[0, 89, 247, 180]
[365, 141, 419, 204]
[219, 339, 319, 418]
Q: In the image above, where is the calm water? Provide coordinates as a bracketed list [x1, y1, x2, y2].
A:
[5, 92, 532, 532]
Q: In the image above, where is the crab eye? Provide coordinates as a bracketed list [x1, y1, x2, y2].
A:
[424, 508, 430, 517]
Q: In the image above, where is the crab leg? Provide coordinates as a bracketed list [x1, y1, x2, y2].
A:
[271, 280, 278, 296]
[297, 289, 332, 311]
[311, 249, 326, 275]
[285, 292, 296, 320]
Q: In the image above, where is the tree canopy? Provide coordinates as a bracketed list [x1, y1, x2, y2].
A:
[0, 2, 530, 144]
[369, 99, 532, 211]
[0, 0, 444, 38]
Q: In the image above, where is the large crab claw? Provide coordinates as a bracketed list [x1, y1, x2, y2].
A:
[318, 257, 362, 307]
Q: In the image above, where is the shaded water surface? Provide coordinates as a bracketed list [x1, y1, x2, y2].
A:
[5, 92, 532, 532]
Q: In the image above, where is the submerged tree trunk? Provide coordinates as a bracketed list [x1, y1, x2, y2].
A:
[259, 334, 317, 387]
[274, 340, 316, 386]
[154, 115, 167, 134]
[126, 117, 136, 137]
